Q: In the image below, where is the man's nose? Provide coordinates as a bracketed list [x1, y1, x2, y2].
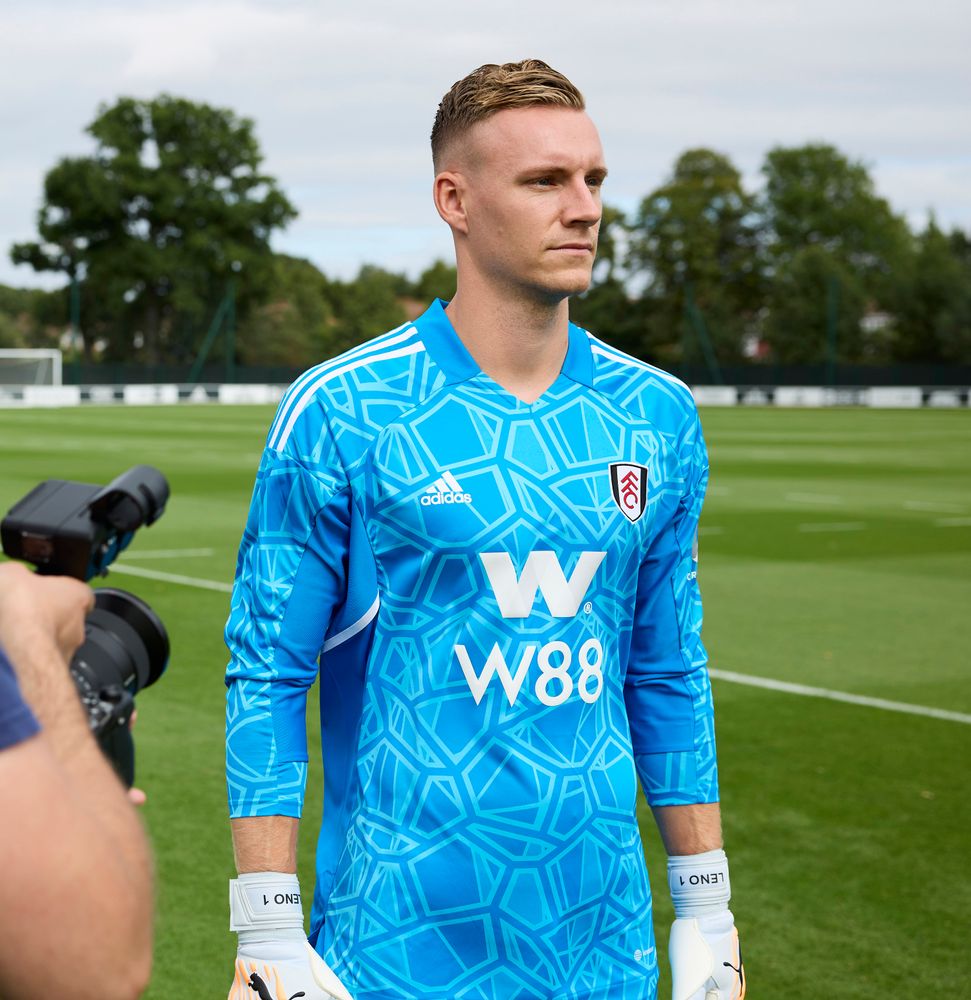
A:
[564, 177, 601, 226]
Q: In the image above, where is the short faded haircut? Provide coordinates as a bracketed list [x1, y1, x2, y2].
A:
[431, 59, 585, 170]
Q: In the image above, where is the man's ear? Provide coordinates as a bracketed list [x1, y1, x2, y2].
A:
[433, 171, 470, 235]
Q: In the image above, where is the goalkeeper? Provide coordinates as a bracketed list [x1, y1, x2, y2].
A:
[224, 59, 744, 1000]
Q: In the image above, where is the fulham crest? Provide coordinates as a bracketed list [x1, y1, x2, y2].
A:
[609, 463, 648, 523]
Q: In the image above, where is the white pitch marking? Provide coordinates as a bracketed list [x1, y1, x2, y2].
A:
[797, 521, 865, 533]
[904, 500, 965, 513]
[785, 492, 843, 505]
[710, 669, 971, 725]
[111, 563, 232, 593]
[119, 548, 215, 560]
[935, 517, 971, 527]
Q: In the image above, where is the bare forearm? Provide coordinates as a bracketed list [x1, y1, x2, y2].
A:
[0, 634, 153, 999]
[6, 627, 152, 884]
[232, 815, 300, 873]
[1, 738, 153, 1000]
[652, 801, 723, 856]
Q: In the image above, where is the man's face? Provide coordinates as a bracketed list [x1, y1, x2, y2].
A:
[454, 106, 607, 303]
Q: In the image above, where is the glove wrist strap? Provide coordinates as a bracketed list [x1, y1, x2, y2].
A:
[230, 872, 305, 939]
[668, 848, 732, 918]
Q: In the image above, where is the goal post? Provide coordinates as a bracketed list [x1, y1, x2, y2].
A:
[0, 349, 63, 386]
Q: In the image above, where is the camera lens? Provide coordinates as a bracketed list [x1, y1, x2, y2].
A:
[70, 588, 169, 705]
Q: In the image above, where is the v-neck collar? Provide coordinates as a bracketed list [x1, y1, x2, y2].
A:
[415, 299, 595, 402]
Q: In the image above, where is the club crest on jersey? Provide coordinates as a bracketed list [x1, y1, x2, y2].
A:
[609, 463, 648, 523]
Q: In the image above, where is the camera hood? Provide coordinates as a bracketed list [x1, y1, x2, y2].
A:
[88, 465, 169, 532]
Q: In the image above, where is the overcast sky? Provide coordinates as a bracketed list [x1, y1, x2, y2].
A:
[2, 0, 969, 290]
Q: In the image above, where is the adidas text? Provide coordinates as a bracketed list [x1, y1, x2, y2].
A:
[421, 491, 472, 506]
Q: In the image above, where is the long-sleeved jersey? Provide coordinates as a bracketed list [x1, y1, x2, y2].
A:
[225, 299, 718, 1000]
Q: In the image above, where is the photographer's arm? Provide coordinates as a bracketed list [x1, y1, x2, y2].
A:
[0, 563, 153, 1000]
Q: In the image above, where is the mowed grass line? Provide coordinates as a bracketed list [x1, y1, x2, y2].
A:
[0, 405, 968, 998]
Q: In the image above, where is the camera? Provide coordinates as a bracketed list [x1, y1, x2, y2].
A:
[1, 466, 171, 785]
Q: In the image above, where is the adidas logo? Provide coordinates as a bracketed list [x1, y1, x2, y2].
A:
[421, 470, 473, 506]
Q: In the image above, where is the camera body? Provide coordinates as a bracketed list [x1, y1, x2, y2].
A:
[2, 466, 171, 785]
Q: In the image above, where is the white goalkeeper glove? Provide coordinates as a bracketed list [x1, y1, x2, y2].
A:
[228, 872, 354, 1000]
[667, 850, 745, 1000]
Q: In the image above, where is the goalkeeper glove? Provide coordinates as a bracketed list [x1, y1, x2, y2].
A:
[667, 849, 745, 1000]
[228, 872, 353, 1000]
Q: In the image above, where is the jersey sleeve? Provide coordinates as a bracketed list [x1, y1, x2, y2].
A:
[225, 409, 351, 819]
[0, 647, 40, 751]
[623, 407, 718, 807]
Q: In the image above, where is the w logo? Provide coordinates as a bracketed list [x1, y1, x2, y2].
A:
[480, 550, 605, 619]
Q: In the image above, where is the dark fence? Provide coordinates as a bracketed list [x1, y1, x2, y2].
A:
[654, 362, 971, 388]
[62, 362, 301, 385]
[61, 359, 971, 388]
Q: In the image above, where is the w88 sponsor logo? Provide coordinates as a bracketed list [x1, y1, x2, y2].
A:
[455, 637, 604, 707]
[455, 549, 607, 707]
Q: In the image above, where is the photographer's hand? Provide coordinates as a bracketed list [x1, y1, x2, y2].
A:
[0, 561, 94, 753]
[0, 560, 92, 658]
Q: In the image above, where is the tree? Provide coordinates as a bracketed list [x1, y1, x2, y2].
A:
[894, 221, 971, 363]
[570, 206, 651, 357]
[323, 266, 408, 352]
[628, 149, 764, 365]
[412, 260, 457, 303]
[761, 144, 911, 302]
[11, 95, 297, 363]
[235, 255, 335, 368]
[0, 286, 42, 348]
[763, 246, 866, 364]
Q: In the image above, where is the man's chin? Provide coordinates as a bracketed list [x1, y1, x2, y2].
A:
[557, 274, 594, 299]
[538, 267, 594, 300]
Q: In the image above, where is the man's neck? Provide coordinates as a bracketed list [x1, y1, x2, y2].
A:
[445, 288, 571, 404]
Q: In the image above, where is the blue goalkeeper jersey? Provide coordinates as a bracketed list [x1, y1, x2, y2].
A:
[226, 299, 718, 1000]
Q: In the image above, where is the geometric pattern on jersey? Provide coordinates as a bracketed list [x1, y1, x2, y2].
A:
[226, 299, 718, 1000]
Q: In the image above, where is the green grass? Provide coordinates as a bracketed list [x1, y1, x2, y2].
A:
[0, 405, 968, 998]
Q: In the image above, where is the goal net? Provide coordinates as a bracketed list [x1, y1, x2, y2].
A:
[0, 349, 63, 386]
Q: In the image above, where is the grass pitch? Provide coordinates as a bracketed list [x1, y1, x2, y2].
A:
[0, 404, 967, 999]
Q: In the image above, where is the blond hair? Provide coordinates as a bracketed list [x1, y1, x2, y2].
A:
[431, 59, 585, 169]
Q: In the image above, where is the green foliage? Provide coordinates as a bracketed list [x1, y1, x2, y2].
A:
[235, 258, 420, 368]
[894, 220, 971, 363]
[571, 275, 651, 358]
[0, 284, 64, 349]
[235, 255, 334, 367]
[571, 206, 652, 356]
[10, 95, 297, 362]
[0, 313, 23, 348]
[629, 149, 764, 363]
[0, 287, 38, 347]
[761, 144, 912, 305]
[411, 259, 457, 303]
[764, 246, 866, 363]
[322, 265, 408, 352]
